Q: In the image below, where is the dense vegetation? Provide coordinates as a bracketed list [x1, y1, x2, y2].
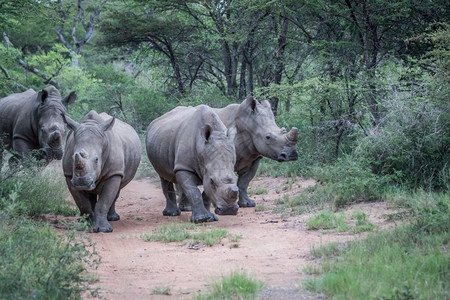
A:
[1, 0, 449, 299]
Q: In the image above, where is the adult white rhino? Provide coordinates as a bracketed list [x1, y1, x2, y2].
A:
[0, 86, 76, 164]
[146, 105, 238, 223]
[62, 111, 141, 233]
[179, 96, 298, 210]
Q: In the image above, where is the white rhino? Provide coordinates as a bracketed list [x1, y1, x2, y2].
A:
[0, 86, 76, 164]
[179, 96, 298, 210]
[62, 111, 141, 233]
[146, 105, 238, 223]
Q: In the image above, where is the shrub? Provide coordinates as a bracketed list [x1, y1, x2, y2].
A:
[0, 215, 99, 299]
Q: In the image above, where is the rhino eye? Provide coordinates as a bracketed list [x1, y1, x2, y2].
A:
[94, 157, 99, 163]
[265, 134, 271, 140]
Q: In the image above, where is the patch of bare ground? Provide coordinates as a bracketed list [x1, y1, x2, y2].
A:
[50, 175, 397, 299]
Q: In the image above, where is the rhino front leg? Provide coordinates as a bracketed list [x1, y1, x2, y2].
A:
[177, 184, 192, 211]
[93, 175, 121, 233]
[66, 177, 95, 222]
[161, 177, 180, 216]
[176, 171, 217, 223]
[107, 193, 120, 221]
[237, 158, 262, 207]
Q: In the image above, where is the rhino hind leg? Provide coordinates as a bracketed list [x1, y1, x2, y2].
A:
[161, 177, 181, 216]
[237, 158, 261, 207]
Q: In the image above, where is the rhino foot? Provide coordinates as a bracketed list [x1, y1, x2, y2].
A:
[190, 212, 218, 223]
[178, 202, 192, 211]
[238, 198, 256, 207]
[93, 221, 113, 233]
[107, 212, 120, 221]
[163, 208, 181, 216]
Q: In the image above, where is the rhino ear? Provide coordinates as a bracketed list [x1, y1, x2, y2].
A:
[62, 91, 77, 107]
[37, 89, 49, 104]
[62, 114, 80, 132]
[101, 117, 115, 132]
[202, 124, 213, 143]
[244, 95, 258, 112]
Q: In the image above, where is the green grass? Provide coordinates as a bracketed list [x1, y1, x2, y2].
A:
[195, 271, 264, 300]
[248, 188, 268, 196]
[307, 211, 350, 232]
[151, 286, 171, 295]
[352, 212, 376, 232]
[0, 164, 76, 217]
[141, 223, 228, 246]
[306, 191, 450, 300]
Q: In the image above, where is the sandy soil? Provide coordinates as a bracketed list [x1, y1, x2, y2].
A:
[52, 175, 395, 300]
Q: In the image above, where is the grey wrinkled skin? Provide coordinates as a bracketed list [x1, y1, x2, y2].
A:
[146, 105, 239, 223]
[0, 86, 76, 165]
[179, 96, 298, 210]
[62, 111, 141, 233]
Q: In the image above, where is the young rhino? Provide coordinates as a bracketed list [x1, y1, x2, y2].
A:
[179, 96, 298, 210]
[146, 105, 238, 223]
[62, 111, 141, 233]
[0, 86, 76, 164]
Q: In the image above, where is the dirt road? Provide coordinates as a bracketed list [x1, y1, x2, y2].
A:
[54, 175, 393, 299]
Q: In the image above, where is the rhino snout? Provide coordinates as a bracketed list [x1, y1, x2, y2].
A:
[277, 150, 298, 162]
[215, 203, 239, 215]
[227, 185, 239, 200]
[71, 177, 96, 191]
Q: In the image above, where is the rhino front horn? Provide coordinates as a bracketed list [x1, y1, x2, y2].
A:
[287, 127, 298, 142]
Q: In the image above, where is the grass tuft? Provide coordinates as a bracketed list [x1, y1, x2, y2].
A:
[195, 271, 264, 300]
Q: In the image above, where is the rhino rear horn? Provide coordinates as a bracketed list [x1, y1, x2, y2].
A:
[287, 127, 299, 142]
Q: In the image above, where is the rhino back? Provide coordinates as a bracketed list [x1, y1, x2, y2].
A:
[0, 89, 38, 148]
[99, 113, 141, 187]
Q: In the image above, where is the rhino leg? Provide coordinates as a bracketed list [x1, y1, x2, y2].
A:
[93, 175, 122, 233]
[201, 191, 218, 221]
[107, 192, 120, 221]
[161, 177, 181, 216]
[66, 177, 95, 221]
[178, 184, 192, 211]
[176, 171, 217, 223]
[237, 158, 261, 207]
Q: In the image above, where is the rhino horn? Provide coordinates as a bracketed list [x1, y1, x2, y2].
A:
[286, 127, 299, 142]
[74, 153, 85, 170]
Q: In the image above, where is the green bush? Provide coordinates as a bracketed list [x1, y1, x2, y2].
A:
[0, 163, 75, 217]
[0, 215, 99, 299]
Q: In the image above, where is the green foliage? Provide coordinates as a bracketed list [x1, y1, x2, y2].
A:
[0, 215, 99, 299]
[306, 190, 449, 300]
[0, 163, 76, 217]
[196, 271, 264, 300]
[141, 223, 228, 246]
[305, 226, 449, 300]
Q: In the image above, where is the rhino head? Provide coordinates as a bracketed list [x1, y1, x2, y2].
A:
[237, 96, 298, 162]
[198, 120, 239, 215]
[36, 87, 77, 162]
[63, 113, 115, 191]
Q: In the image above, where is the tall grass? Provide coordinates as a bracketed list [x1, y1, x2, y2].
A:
[305, 191, 450, 299]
